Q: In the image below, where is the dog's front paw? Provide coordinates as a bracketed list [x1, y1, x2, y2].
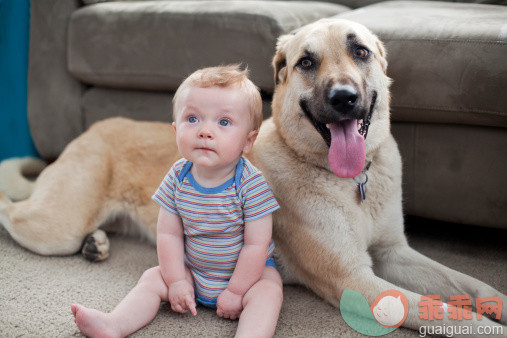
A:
[81, 230, 110, 262]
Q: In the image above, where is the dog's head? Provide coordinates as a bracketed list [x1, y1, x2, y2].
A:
[272, 19, 391, 178]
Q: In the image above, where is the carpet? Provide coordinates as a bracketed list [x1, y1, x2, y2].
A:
[1, 217, 505, 337]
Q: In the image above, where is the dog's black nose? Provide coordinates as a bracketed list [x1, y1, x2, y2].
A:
[328, 86, 358, 113]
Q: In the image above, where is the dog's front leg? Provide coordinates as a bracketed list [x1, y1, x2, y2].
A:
[278, 226, 504, 335]
[339, 267, 505, 336]
[370, 242, 507, 326]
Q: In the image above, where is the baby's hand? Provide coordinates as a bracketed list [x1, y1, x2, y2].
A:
[217, 288, 243, 320]
[168, 280, 197, 316]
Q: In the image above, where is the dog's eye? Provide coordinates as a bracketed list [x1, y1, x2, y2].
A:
[301, 59, 312, 68]
[298, 57, 313, 69]
[354, 47, 369, 59]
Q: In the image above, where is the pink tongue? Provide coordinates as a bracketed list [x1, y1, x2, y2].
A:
[328, 120, 365, 178]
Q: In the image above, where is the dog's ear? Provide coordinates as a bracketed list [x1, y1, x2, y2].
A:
[375, 39, 388, 74]
[273, 34, 292, 85]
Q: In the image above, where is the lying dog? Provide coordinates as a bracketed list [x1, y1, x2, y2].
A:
[0, 19, 505, 334]
[251, 18, 507, 333]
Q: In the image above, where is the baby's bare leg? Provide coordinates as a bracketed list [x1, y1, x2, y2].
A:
[72, 266, 186, 337]
[236, 267, 283, 338]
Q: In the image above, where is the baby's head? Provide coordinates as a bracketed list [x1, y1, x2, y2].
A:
[172, 65, 263, 167]
[173, 64, 263, 132]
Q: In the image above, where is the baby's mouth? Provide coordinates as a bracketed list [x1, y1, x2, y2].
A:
[196, 147, 215, 153]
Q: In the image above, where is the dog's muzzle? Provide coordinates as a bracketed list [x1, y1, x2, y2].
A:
[301, 91, 377, 178]
[301, 90, 377, 147]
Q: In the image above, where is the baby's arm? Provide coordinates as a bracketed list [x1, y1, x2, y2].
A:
[156, 207, 197, 315]
[217, 214, 272, 318]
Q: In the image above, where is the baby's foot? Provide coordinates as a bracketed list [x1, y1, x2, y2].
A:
[71, 304, 121, 338]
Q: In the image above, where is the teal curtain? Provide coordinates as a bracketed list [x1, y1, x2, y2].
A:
[0, 0, 38, 160]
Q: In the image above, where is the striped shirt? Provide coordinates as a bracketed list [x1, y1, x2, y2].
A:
[152, 157, 279, 304]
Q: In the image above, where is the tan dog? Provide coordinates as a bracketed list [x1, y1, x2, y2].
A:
[0, 19, 505, 334]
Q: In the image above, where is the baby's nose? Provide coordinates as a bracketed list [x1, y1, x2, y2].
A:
[198, 126, 213, 139]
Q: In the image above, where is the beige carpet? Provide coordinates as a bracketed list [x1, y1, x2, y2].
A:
[1, 217, 505, 337]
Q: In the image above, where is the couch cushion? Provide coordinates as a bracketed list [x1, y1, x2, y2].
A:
[68, 1, 349, 93]
[82, 87, 273, 129]
[81, 0, 507, 8]
[392, 122, 507, 228]
[28, 0, 85, 161]
[82, 88, 174, 129]
[80, 0, 383, 8]
[338, 1, 507, 128]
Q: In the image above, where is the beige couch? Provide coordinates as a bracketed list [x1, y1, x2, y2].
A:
[28, 0, 507, 228]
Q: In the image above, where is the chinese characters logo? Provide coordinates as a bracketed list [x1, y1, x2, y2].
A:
[418, 294, 502, 321]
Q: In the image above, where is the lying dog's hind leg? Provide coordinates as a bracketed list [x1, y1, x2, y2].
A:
[81, 229, 110, 262]
[0, 154, 113, 257]
[78, 198, 160, 261]
[0, 192, 87, 255]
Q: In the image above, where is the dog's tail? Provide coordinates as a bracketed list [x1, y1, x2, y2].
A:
[0, 157, 46, 201]
[0, 189, 13, 233]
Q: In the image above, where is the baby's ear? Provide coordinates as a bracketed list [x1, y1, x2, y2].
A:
[243, 130, 259, 154]
[172, 122, 177, 132]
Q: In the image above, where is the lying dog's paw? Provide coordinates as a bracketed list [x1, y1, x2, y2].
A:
[81, 230, 110, 262]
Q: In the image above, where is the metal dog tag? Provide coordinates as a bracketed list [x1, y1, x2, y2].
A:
[353, 172, 368, 201]
[358, 182, 366, 201]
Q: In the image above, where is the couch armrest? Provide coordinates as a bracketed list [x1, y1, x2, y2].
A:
[28, 0, 85, 160]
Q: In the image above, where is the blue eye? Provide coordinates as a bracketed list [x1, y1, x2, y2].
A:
[219, 119, 230, 126]
[188, 116, 198, 123]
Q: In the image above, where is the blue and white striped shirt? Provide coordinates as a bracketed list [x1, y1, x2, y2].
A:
[152, 157, 279, 303]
